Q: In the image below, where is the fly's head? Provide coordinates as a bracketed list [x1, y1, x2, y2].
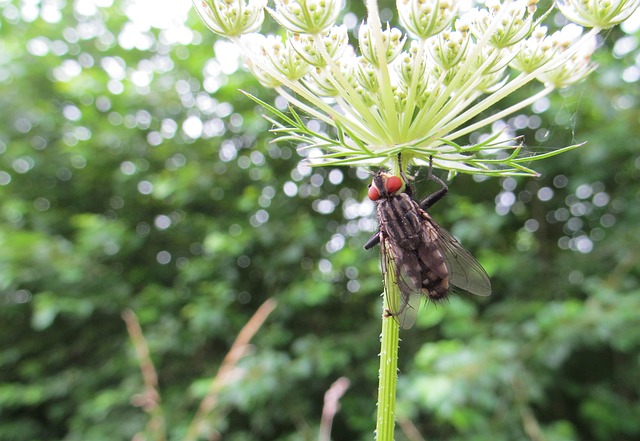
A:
[368, 172, 404, 201]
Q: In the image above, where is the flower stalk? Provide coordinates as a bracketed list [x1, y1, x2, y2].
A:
[375, 201, 405, 441]
[376, 289, 400, 441]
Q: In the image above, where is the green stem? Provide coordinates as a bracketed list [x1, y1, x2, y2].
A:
[375, 284, 400, 441]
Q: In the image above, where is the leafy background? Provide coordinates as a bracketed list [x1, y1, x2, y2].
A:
[1, 0, 639, 440]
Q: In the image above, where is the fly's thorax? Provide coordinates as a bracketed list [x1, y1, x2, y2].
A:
[377, 193, 425, 250]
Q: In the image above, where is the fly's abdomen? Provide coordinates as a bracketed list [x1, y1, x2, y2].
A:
[398, 240, 450, 301]
[417, 234, 450, 300]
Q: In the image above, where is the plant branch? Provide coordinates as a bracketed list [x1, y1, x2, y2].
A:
[319, 377, 351, 441]
[183, 298, 278, 441]
[398, 417, 427, 441]
[122, 309, 167, 441]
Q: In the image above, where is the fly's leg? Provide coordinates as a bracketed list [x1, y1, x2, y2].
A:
[396, 152, 417, 199]
[364, 229, 381, 250]
[419, 156, 448, 210]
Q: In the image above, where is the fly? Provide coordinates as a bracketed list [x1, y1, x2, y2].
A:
[364, 155, 491, 328]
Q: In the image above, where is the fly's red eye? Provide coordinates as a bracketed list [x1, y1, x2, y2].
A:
[385, 176, 403, 194]
[368, 185, 380, 201]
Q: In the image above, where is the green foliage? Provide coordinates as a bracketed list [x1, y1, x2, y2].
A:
[1, 1, 639, 440]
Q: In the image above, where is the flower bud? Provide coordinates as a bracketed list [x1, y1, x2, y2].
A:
[303, 67, 340, 97]
[393, 85, 407, 113]
[303, 52, 356, 97]
[238, 34, 280, 87]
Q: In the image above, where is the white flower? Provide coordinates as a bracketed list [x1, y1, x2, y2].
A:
[428, 29, 471, 70]
[358, 22, 406, 66]
[467, 0, 538, 48]
[537, 32, 597, 88]
[289, 25, 349, 67]
[192, 0, 267, 37]
[396, 42, 429, 96]
[510, 26, 560, 73]
[193, 0, 635, 176]
[268, 36, 311, 81]
[397, 0, 458, 39]
[556, 0, 640, 29]
[269, 0, 341, 34]
[303, 51, 356, 97]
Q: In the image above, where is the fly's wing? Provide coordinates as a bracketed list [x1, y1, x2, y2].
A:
[425, 217, 492, 297]
[381, 234, 422, 329]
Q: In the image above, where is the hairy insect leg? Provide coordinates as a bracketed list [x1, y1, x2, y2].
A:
[364, 230, 381, 250]
[419, 156, 448, 210]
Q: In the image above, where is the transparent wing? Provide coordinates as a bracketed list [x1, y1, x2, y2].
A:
[381, 234, 422, 329]
[426, 218, 492, 297]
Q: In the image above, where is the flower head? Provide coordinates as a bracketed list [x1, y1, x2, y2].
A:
[396, 42, 428, 95]
[397, 0, 459, 39]
[290, 25, 349, 67]
[510, 26, 560, 73]
[358, 22, 406, 67]
[194, 0, 639, 176]
[536, 31, 598, 88]
[192, 0, 267, 37]
[429, 29, 471, 70]
[263, 35, 311, 81]
[269, 0, 341, 34]
[556, 0, 640, 29]
[467, 0, 539, 48]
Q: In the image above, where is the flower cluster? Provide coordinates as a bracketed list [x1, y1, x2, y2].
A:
[194, 0, 267, 37]
[193, 0, 639, 176]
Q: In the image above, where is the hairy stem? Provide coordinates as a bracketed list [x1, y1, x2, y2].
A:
[375, 284, 400, 440]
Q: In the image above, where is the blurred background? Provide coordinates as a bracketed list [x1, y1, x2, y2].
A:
[1, 0, 640, 440]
